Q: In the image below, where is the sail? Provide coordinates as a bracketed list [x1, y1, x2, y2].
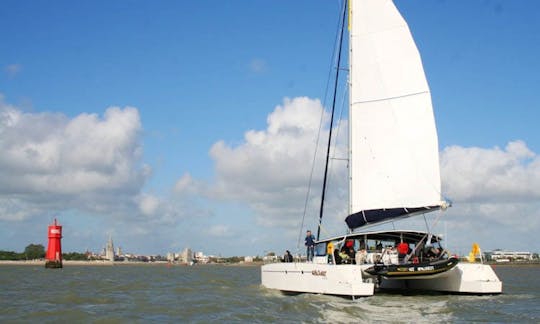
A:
[346, 0, 443, 229]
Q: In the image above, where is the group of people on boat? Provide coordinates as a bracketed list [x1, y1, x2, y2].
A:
[283, 230, 446, 265]
[323, 237, 446, 266]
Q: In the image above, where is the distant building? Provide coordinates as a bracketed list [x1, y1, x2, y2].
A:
[263, 255, 279, 263]
[179, 248, 193, 264]
[487, 250, 533, 262]
[244, 256, 254, 263]
[195, 251, 209, 264]
[105, 236, 115, 261]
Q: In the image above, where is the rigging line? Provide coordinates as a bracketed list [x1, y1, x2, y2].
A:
[297, 0, 348, 251]
[423, 214, 431, 234]
[407, 211, 447, 260]
[317, 0, 347, 241]
[317, 223, 333, 240]
[333, 74, 350, 164]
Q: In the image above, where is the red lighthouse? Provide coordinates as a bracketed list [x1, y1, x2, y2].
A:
[45, 218, 63, 268]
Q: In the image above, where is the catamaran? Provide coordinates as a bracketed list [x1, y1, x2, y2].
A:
[261, 0, 502, 297]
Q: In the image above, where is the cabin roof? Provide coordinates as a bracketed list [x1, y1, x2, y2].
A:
[315, 230, 442, 244]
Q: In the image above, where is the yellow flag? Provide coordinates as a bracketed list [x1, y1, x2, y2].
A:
[468, 243, 481, 262]
[472, 243, 480, 256]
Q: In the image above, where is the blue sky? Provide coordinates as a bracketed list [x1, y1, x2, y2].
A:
[1, 0, 539, 257]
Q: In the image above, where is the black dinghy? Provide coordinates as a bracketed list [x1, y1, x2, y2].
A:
[365, 256, 459, 279]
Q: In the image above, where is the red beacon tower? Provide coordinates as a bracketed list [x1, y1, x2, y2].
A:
[45, 218, 63, 268]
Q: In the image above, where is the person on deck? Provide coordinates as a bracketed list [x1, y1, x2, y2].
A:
[397, 241, 409, 264]
[339, 246, 350, 264]
[283, 250, 293, 263]
[376, 241, 383, 251]
[327, 242, 334, 264]
[305, 230, 315, 262]
[344, 240, 356, 262]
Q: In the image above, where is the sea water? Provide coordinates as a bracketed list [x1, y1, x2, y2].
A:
[1, 263, 538, 323]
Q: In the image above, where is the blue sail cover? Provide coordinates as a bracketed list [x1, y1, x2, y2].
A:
[345, 206, 441, 230]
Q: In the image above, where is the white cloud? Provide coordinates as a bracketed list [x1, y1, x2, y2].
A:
[441, 140, 540, 203]
[0, 197, 40, 221]
[207, 224, 233, 237]
[137, 194, 160, 216]
[174, 172, 207, 196]
[436, 141, 540, 251]
[0, 96, 150, 220]
[205, 97, 348, 230]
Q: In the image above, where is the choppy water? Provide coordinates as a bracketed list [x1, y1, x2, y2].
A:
[0, 263, 538, 323]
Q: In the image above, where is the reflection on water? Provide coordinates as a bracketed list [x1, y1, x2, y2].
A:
[0, 264, 538, 322]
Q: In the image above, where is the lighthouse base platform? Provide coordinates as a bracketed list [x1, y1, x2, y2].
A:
[45, 260, 63, 269]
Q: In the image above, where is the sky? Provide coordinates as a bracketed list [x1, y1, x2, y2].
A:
[1, 0, 539, 257]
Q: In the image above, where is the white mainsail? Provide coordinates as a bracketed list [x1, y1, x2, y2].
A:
[347, 0, 443, 228]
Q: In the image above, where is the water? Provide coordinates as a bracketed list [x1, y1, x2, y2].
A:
[1, 263, 538, 323]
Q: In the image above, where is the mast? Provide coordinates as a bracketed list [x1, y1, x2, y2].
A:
[348, 0, 353, 218]
[317, 0, 348, 241]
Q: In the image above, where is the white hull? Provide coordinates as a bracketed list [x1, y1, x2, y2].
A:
[261, 261, 501, 297]
[261, 262, 375, 297]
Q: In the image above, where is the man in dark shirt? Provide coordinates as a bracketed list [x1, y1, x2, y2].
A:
[283, 250, 293, 262]
[305, 230, 315, 262]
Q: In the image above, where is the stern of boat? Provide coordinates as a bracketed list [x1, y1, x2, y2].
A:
[261, 261, 375, 297]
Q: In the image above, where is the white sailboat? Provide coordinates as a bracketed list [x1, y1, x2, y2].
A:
[261, 0, 502, 297]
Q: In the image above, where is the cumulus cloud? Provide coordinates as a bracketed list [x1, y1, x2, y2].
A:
[438, 140, 540, 251]
[0, 95, 151, 221]
[137, 194, 160, 216]
[204, 97, 348, 230]
[441, 140, 539, 203]
[174, 172, 207, 196]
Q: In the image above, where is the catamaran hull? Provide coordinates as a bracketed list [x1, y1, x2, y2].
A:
[261, 263, 375, 297]
[261, 262, 501, 297]
[378, 262, 502, 294]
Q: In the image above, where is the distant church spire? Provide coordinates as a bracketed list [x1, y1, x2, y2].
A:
[105, 235, 115, 261]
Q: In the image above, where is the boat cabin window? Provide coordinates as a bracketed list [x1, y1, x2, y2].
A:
[315, 243, 327, 256]
[365, 239, 393, 252]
